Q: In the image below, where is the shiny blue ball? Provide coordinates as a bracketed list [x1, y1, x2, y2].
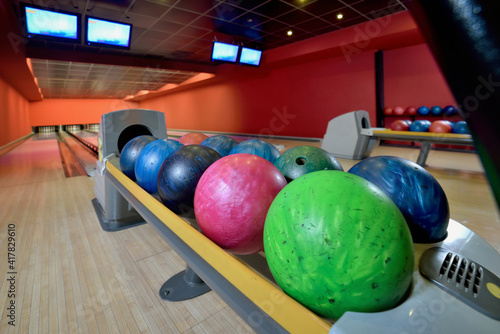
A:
[229, 139, 281, 163]
[135, 139, 183, 193]
[348, 156, 449, 243]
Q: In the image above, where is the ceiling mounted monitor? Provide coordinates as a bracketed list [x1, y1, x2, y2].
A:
[239, 47, 263, 67]
[211, 41, 240, 63]
[85, 16, 132, 49]
[21, 3, 81, 43]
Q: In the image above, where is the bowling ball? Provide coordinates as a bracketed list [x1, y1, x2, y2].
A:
[429, 120, 452, 133]
[405, 106, 417, 116]
[201, 135, 238, 157]
[443, 105, 458, 116]
[274, 145, 343, 182]
[179, 132, 209, 145]
[194, 154, 287, 255]
[135, 139, 183, 194]
[393, 105, 405, 116]
[120, 135, 157, 180]
[430, 106, 443, 116]
[451, 121, 470, 134]
[264, 171, 414, 320]
[409, 120, 431, 132]
[157, 145, 221, 216]
[348, 156, 449, 243]
[383, 107, 393, 116]
[417, 106, 430, 116]
[390, 119, 411, 131]
[229, 139, 281, 163]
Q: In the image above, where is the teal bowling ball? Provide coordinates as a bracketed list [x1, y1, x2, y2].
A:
[201, 135, 238, 156]
[417, 106, 430, 116]
[451, 121, 470, 134]
[120, 135, 157, 180]
[274, 145, 343, 182]
[430, 106, 443, 116]
[135, 139, 183, 194]
[348, 156, 449, 243]
[229, 139, 281, 163]
[409, 120, 431, 132]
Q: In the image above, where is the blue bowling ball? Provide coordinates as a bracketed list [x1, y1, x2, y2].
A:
[157, 145, 221, 216]
[201, 135, 238, 157]
[430, 106, 443, 116]
[135, 139, 184, 193]
[443, 105, 458, 116]
[409, 120, 431, 132]
[348, 156, 449, 243]
[120, 135, 157, 180]
[417, 106, 430, 116]
[451, 121, 470, 134]
[229, 139, 281, 163]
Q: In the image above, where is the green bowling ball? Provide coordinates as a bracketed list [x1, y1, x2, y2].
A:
[263, 171, 414, 320]
[273, 145, 343, 182]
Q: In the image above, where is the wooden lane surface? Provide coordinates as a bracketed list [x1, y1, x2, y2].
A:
[0, 136, 254, 333]
[0, 134, 499, 333]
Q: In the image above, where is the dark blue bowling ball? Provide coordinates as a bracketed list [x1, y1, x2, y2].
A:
[201, 135, 238, 157]
[229, 139, 281, 163]
[274, 145, 343, 182]
[430, 106, 443, 116]
[157, 145, 221, 216]
[135, 139, 184, 194]
[417, 106, 430, 116]
[120, 135, 157, 180]
[443, 105, 458, 116]
[409, 120, 431, 132]
[451, 121, 470, 134]
[348, 156, 449, 243]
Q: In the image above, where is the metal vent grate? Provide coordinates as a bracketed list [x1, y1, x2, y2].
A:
[438, 251, 483, 296]
[419, 247, 500, 320]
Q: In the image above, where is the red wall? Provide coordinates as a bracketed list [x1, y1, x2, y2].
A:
[0, 76, 31, 147]
[384, 43, 455, 108]
[140, 51, 376, 138]
[29, 99, 139, 126]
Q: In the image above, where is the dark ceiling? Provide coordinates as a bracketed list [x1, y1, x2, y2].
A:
[10, 0, 407, 99]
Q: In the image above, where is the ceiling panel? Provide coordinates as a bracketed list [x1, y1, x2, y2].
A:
[11, 0, 407, 99]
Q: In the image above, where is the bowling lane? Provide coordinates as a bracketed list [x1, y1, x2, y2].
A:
[61, 130, 98, 176]
[0, 134, 65, 188]
[69, 129, 99, 147]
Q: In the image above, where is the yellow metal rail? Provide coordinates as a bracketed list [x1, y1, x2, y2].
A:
[106, 161, 332, 334]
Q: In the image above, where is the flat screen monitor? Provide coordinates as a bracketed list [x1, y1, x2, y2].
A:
[211, 41, 240, 63]
[239, 47, 263, 67]
[21, 3, 80, 42]
[86, 16, 132, 49]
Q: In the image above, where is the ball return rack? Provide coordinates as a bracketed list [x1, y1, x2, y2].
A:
[321, 110, 474, 167]
[361, 128, 474, 166]
[93, 109, 499, 333]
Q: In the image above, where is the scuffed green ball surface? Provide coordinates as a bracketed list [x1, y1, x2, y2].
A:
[263, 171, 414, 320]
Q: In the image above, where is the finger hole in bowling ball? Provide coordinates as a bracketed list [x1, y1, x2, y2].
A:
[295, 157, 307, 165]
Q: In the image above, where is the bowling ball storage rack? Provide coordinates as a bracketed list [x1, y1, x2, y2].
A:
[101, 155, 500, 333]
